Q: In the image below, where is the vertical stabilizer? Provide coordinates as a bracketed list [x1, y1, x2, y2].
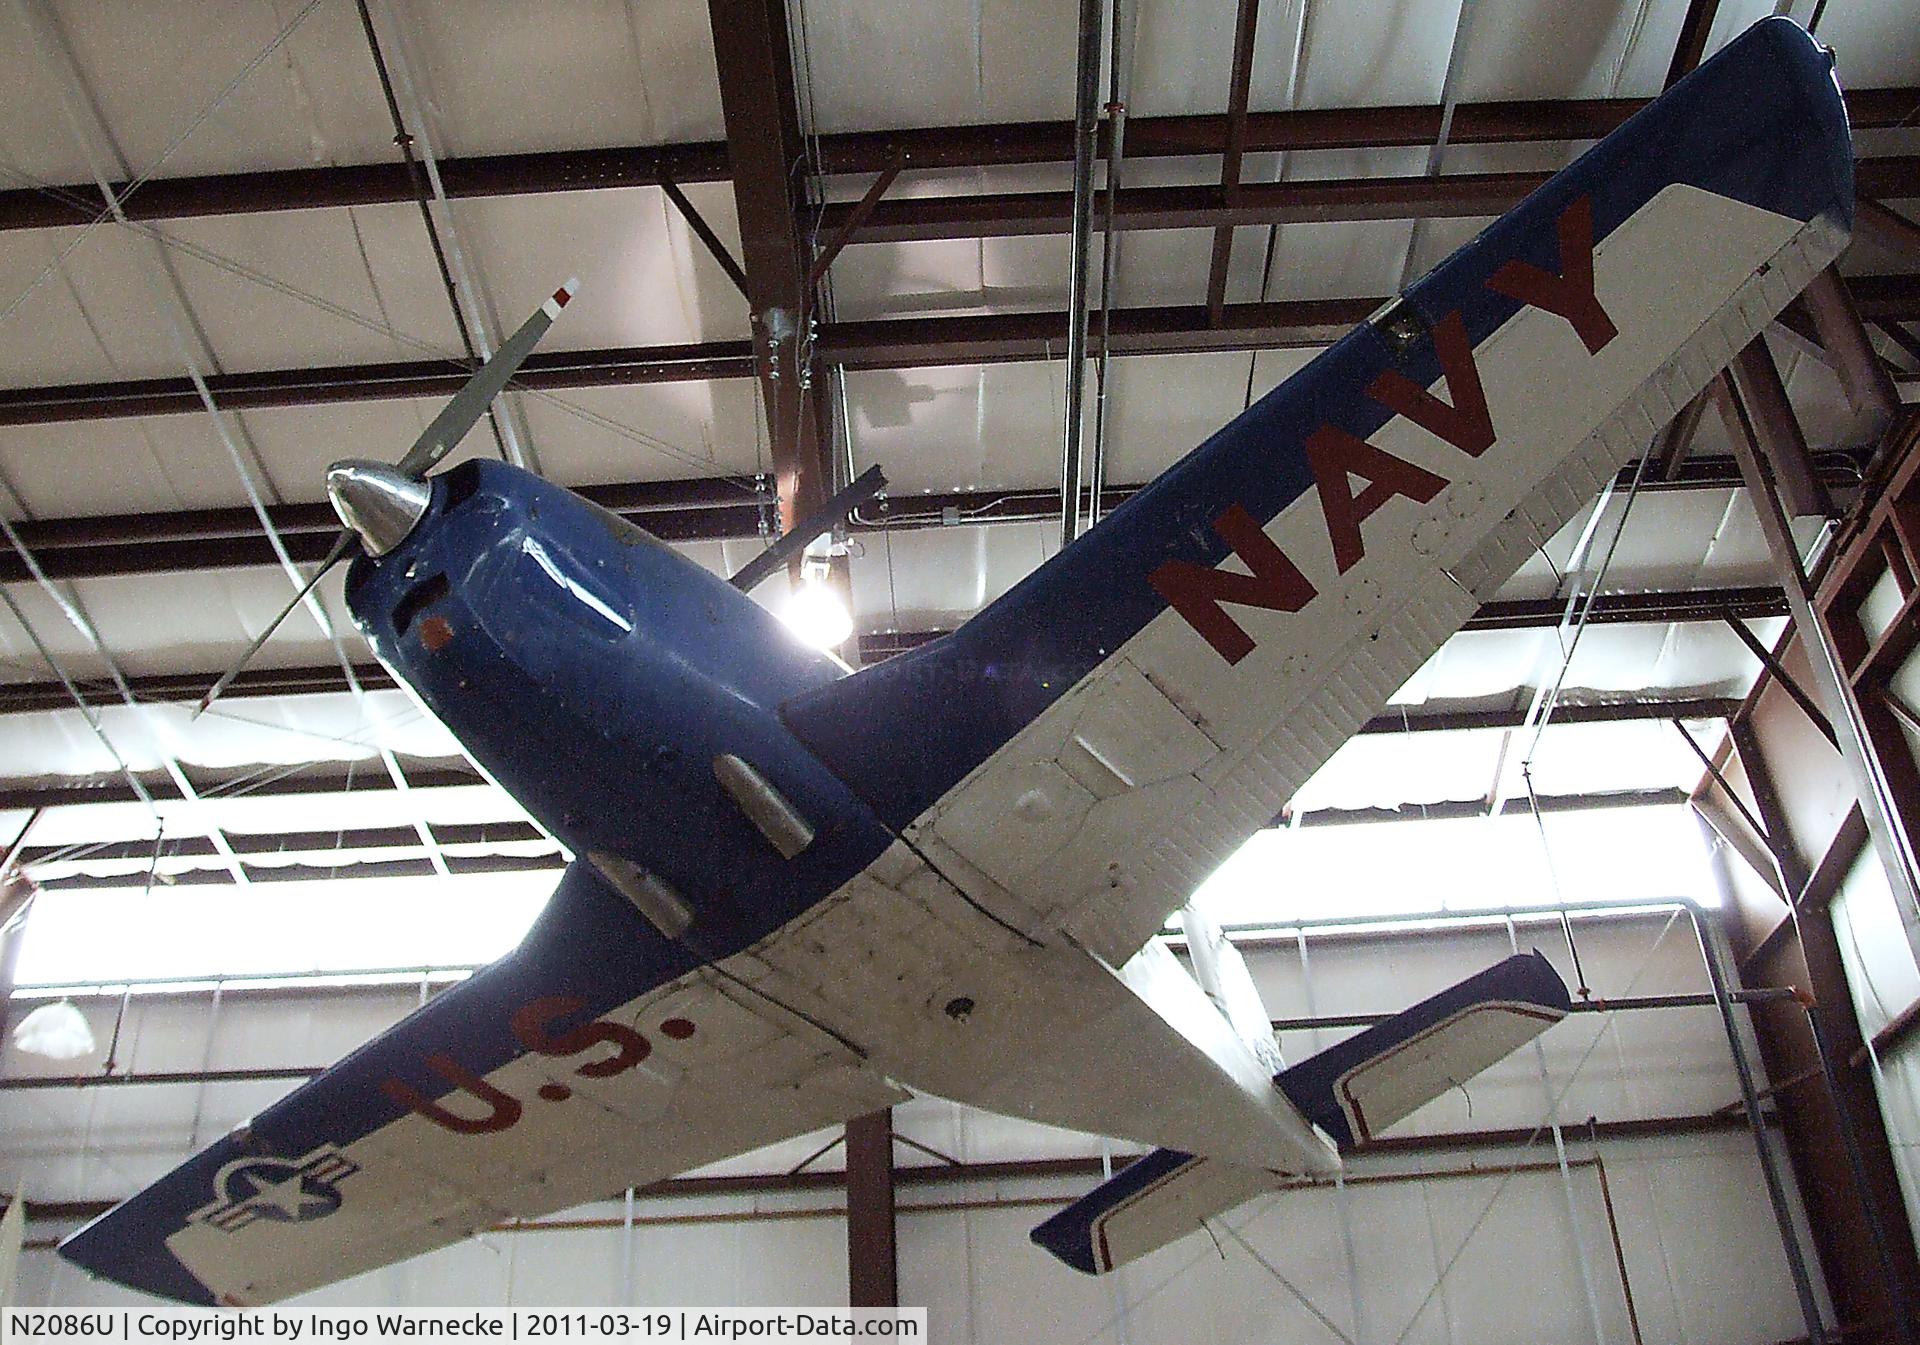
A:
[1179, 906, 1284, 1074]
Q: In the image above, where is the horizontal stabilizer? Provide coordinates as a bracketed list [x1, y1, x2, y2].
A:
[1276, 951, 1571, 1148]
[1031, 953, 1570, 1275]
[1030, 1148, 1273, 1275]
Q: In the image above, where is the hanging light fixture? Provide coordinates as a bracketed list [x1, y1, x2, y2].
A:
[780, 553, 854, 651]
[12, 999, 96, 1061]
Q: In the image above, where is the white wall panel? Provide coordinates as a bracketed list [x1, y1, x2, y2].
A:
[4, 912, 1823, 1336]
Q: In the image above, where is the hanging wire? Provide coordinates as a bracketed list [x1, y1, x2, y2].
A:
[1383, 908, 1685, 1345]
[1215, 1220, 1355, 1344]
[0, 0, 326, 333]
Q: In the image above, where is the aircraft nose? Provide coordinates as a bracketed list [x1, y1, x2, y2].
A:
[327, 460, 431, 557]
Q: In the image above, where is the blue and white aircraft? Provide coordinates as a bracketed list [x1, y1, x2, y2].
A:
[60, 19, 1854, 1303]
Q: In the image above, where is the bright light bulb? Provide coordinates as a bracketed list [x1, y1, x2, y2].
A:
[781, 576, 854, 650]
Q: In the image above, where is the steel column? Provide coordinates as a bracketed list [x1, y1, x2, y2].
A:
[844, 1110, 898, 1308]
[1721, 376, 1920, 970]
[1205, 0, 1264, 324]
[1801, 268, 1901, 433]
[707, 0, 833, 536]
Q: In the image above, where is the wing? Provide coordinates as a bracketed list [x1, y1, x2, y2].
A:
[784, 19, 1852, 963]
[59, 862, 905, 1305]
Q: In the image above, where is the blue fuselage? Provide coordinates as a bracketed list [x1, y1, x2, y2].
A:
[344, 459, 894, 960]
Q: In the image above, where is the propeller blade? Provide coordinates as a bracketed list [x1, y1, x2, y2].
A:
[395, 280, 578, 479]
[194, 531, 357, 717]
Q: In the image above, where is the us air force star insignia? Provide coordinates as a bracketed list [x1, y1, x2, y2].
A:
[189, 1146, 360, 1233]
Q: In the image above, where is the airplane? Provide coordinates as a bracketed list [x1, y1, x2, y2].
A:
[54, 18, 1853, 1303]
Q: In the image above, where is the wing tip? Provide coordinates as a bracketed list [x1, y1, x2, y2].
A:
[58, 1215, 218, 1306]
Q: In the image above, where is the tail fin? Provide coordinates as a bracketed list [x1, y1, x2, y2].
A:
[1180, 905, 1284, 1074]
[1032, 953, 1570, 1274]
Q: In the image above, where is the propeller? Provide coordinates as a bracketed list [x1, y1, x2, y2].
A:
[195, 280, 578, 716]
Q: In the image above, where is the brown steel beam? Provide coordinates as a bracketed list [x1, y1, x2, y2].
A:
[0, 448, 1864, 585]
[820, 169, 1553, 243]
[3, 87, 1910, 234]
[0, 477, 769, 583]
[6, 276, 1918, 428]
[1725, 341, 1832, 519]
[658, 179, 751, 300]
[10, 1110, 1761, 1231]
[818, 298, 1375, 368]
[1654, 387, 1713, 482]
[1802, 268, 1902, 430]
[1852, 271, 1920, 324]
[1356, 697, 1740, 734]
[819, 158, 1920, 246]
[806, 154, 906, 292]
[1878, 320, 1920, 369]
[844, 1110, 898, 1308]
[0, 342, 757, 425]
[1466, 584, 1787, 630]
[1857, 199, 1920, 262]
[1665, 0, 1724, 89]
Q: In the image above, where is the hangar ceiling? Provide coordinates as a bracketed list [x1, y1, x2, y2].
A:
[0, 0, 1914, 919]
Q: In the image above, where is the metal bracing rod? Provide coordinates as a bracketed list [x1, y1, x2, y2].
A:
[1060, 0, 1106, 547]
[1683, 896, 1830, 1343]
[1503, 912, 1608, 1345]
[1086, 0, 1140, 534]
[363, 1, 537, 475]
[351, 0, 516, 471]
[1720, 611, 1839, 748]
[660, 178, 751, 300]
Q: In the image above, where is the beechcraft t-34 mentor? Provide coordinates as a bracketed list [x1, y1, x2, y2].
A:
[60, 20, 1853, 1302]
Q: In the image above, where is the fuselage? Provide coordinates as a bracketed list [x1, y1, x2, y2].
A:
[343, 458, 894, 963]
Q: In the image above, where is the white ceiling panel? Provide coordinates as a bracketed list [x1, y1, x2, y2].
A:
[397, 0, 725, 154]
[785, 0, 985, 132]
[13, 0, 393, 180]
[847, 359, 1062, 492]
[156, 206, 460, 372]
[1291, 0, 1469, 110]
[846, 517, 1056, 629]
[1451, 0, 1678, 103]
[0, 415, 245, 517]
[456, 183, 753, 349]
[514, 379, 769, 483]
[0, 223, 203, 386]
